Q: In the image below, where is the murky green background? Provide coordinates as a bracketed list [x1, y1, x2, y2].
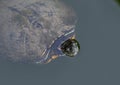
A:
[0, 0, 120, 85]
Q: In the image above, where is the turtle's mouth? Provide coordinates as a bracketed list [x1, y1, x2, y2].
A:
[35, 28, 76, 64]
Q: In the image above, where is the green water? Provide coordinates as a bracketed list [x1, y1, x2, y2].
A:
[115, 0, 120, 6]
[0, 0, 120, 85]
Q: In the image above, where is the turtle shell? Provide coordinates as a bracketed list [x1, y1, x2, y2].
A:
[0, 0, 77, 64]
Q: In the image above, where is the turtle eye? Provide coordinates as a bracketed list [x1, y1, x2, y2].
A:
[61, 39, 80, 57]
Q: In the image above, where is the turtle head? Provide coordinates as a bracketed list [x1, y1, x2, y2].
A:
[60, 38, 80, 57]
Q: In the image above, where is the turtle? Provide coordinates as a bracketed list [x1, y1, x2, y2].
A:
[0, 0, 80, 64]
